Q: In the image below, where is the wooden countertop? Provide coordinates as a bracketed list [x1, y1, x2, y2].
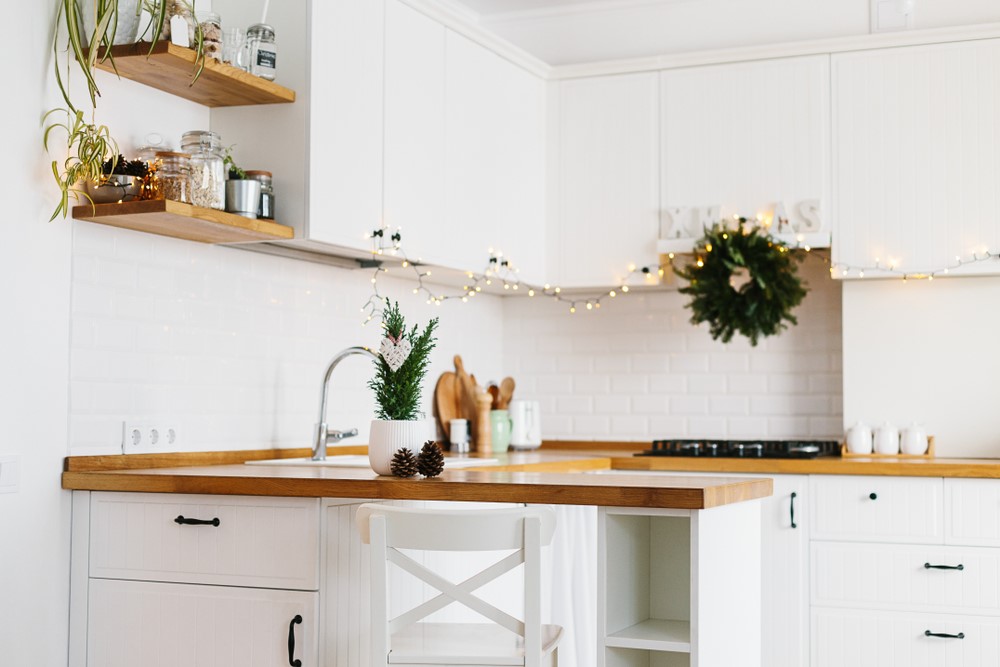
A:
[61, 447, 771, 510]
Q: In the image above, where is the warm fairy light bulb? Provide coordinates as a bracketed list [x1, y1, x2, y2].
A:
[928, 275, 934, 281]
[696, 260, 704, 267]
[859, 271, 865, 278]
[621, 285, 630, 293]
[544, 284, 551, 290]
[586, 302, 593, 310]
[370, 277, 377, 284]
[668, 252, 675, 259]
[402, 261, 409, 268]
[486, 279, 492, 285]
[658, 268, 665, 277]
[628, 263, 637, 272]
[569, 306, 576, 314]
[528, 289, 535, 297]
[426, 271, 432, 277]
[804, 245, 811, 252]
[504, 283, 510, 290]
[705, 243, 713, 253]
[943, 268, 949, 274]
[512, 284, 519, 290]
[595, 302, 601, 309]
[555, 287, 561, 294]
[722, 234, 728, 240]
[609, 290, 616, 298]
[462, 296, 468, 302]
[476, 286, 482, 292]
[412, 288, 418, 294]
[841, 268, 848, 276]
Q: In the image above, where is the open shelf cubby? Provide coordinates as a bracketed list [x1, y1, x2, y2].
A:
[606, 647, 691, 667]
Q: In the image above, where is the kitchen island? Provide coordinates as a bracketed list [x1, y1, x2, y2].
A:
[63, 447, 770, 667]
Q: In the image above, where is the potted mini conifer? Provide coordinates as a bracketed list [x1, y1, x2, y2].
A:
[367, 301, 438, 475]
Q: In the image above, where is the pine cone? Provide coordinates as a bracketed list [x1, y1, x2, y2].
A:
[417, 440, 445, 478]
[390, 448, 419, 477]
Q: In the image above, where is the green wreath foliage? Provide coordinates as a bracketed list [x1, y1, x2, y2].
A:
[674, 220, 808, 346]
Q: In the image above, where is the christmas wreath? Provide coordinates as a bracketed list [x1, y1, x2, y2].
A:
[674, 220, 807, 346]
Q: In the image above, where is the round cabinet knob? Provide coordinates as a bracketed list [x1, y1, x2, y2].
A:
[869, 492, 878, 500]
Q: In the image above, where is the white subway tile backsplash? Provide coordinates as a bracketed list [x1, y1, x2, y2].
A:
[594, 395, 631, 414]
[709, 352, 750, 373]
[572, 415, 611, 436]
[728, 375, 767, 394]
[610, 415, 650, 437]
[611, 374, 648, 394]
[573, 374, 611, 394]
[687, 417, 728, 438]
[670, 396, 709, 415]
[709, 396, 749, 416]
[557, 396, 594, 415]
[631, 395, 669, 414]
[648, 374, 686, 394]
[630, 353, 670, 373]
[687, 374, 727, 395]
[670, 353, 709, 373]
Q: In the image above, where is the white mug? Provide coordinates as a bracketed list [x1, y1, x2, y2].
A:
[845, 422, 873, 454]
[900, 423, 928, 455]
[509, 399, 542, 450]
[873, 422, 899, 455]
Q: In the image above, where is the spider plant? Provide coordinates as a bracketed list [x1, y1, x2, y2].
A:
[43, 108, 119, 221]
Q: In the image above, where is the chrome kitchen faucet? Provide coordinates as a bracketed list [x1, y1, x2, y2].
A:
[312, 346, 378, 460]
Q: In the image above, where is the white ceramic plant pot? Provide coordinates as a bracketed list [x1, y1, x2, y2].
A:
[80, 0, 142, 47]
[368, 419, 434, 475]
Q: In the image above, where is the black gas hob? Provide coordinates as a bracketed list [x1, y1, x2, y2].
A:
[635, 439, 841, 459]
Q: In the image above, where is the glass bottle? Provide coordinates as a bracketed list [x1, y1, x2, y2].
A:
[180, 130, 225, 210]
[156, 151, 191, 203]
[244, 23, 277, 80]
[245, 170, 274, 219]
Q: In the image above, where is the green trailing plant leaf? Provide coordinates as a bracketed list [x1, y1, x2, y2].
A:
[43, 108, 119, 221]
[674, 219, 808, 346]
[368, 301, 439, 421]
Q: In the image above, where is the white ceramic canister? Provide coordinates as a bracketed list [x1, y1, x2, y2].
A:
[873, 422, 900, 455]
[900, 423, 929, 455]
[845, 421, 873, 454]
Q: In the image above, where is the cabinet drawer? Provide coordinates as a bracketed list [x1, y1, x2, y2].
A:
[946, 479, 1000, 546]
[812, 541, 1000, 615]
[90, 492, 320, 589]
[812, 607, 1000, 667]
[811, 475, 943, 543]
[88, 579, 318, 667]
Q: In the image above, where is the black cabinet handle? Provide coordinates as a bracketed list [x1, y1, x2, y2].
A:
[925, 630, 965, 639]
[925, 562, 964, 571]
[869, 492, 878, 500]
[288, 615, 303, 667]
[173, 515, 220, 527]
[790, 491, 798, 529]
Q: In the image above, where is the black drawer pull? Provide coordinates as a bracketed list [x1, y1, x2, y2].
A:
[924, 562, 964, 571]
[790, 492, 798, 529]
[288, 614, 303, 667]
[869, 492, 878, 500]
[174, 515, 220, 527]
[925, 630, 964, 639]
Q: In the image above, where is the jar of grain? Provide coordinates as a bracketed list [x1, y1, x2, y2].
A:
[180, 130, 225, 210]
[155, 151, 191, 203]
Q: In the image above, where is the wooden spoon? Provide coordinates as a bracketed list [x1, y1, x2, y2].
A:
[487, 383, 500, 409]
[497, 376, 515, 409]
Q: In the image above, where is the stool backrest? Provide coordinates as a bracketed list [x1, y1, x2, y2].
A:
[356, 503, 557, 666]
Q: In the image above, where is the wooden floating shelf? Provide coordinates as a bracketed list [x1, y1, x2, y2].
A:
[92, 41, 295, 107]
[72, 199, 294, 244]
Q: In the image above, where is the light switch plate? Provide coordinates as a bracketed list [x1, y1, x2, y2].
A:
[0, 455, 21, 494]
[872, 0, 915, 32]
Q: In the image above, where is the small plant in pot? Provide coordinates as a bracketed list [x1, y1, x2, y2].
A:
[367, 301, 439, 475]
[86, 153, 149, 204]
[223, 146, 261, 218]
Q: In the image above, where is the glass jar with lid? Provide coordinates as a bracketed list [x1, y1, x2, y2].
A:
[245, 23, 277, 80]
[245, 170, 274, 219]
[180, 130, 225, 210]
[155, 151, 191, 203]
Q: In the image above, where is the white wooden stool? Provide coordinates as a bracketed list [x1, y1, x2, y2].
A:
[356, 503, 562, 667]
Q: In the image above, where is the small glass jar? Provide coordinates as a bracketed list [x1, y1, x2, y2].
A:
[245, 23, 277, 80]
[197, 11, 222, 61]
[155, 151, 191, 203]
[245, 170, 274, 219]
[180, 130, 225, 210]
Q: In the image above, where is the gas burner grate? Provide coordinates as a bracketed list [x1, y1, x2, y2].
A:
[635, 439, 841, 459]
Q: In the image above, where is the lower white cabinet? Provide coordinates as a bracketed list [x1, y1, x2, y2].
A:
[88, 579, 318, 667]
[812, 608, 1000, 667]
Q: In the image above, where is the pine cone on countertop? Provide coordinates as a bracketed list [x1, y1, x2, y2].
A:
[390, 448, 419, 478]
[417, 440, 445, 478]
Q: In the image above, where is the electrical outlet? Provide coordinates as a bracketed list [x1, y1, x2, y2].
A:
[122, 421, 178, 454]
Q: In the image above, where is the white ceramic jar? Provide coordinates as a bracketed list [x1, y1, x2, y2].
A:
[900, 423, 929, 455]
[845, 422, 873, 454]
[873, 422, 900, 455]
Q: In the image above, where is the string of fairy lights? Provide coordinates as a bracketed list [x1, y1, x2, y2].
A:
[358, 221, 1000, 324]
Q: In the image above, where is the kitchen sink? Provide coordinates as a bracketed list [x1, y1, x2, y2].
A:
[244, 455, 498, 469]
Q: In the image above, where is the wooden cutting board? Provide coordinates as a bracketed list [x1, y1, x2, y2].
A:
[434, 371, 460, 441]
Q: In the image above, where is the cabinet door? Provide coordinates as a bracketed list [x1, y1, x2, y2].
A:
[660, 56, 830, 248]
[88, 579, 318, 667]
[553, 73, 660, 288]
[306, 0, 385, 250]
[762, 475, 810, 667]
[832, 39, 1000, 277]
[946, 479, 1000, 547]
[384, 0, 446, 267]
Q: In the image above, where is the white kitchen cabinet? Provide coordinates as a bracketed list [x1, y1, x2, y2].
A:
[445, 31, 548, 284]
[88, 579, 318, 667]
[552, 73, 660, 288]
[383, 0, 447, 267]
[946, 478, 1000, 547]
[659, 56, 831, 252]
[597, 502, 761, 667]
[832, 39, 1000, 277]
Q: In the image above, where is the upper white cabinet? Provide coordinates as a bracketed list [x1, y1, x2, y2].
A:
[659, 56, 831, 252]
[383, 0, 447, 264]
[832, 39, 1000, 277]
[552, 73, 661, 288]
[445, 32, 548, 284]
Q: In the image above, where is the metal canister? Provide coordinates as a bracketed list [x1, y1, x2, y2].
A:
[245, 170, 274, 219]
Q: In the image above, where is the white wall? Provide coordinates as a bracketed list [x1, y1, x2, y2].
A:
[68, 224, 505, 455]
[843, 276, 1000, 457]
[503, 255, 843, 440]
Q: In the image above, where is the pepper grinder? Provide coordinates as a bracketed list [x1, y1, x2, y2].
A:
[475, 392, 493, 454]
